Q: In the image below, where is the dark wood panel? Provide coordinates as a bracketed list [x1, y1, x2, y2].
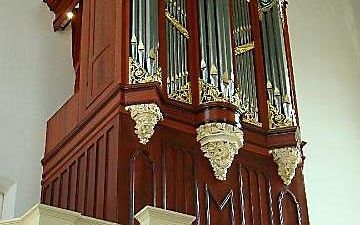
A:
[205, 184, 235, 225]
[68, 161, 78, 211]
[60, 170, 69, 208]
[77, 153, 87, 213]
[130, 149, 157, 225]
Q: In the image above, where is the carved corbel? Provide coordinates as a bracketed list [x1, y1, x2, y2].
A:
[270, 129, 302, 185]
[125, 103, 163, 145]
[269, 147, 302, 185]
[196, 123, 244, 180]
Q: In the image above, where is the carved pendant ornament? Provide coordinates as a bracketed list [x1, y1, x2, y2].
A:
[269, 146, 302, 185]
[196, 123, 244, 180]
[125, 103, 164, 145]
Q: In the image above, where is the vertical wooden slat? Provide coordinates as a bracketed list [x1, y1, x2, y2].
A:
[95, 135, 106, 219]
[249, 171, 261, 225]
[52, 178, 60, 207]
[258, 173, 271, 225]
[60, 170, 69, 208]
[68, 161, 78, 210]
[86, 144, 97, 216]
[77, 152, 88, 213]
[105, 126, 118, 222]
[186, 0, 200, 105]
[44, 185, 52, 205]
[249, 0, 269, 128]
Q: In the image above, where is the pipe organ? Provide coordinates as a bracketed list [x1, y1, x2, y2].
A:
[42, 0, 309, 224]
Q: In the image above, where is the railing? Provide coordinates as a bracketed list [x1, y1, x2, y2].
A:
[128, 0, 296, 129]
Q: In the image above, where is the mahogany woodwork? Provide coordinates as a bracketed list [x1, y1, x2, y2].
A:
[42, 0, 309, 224]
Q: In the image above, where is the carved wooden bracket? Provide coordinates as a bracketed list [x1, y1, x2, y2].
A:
[196, 123, 244, 180]
[125, 103, 163, 145]
[269, 146, 302, 185]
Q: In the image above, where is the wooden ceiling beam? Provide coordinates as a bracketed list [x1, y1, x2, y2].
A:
[43, 0, 80, 31]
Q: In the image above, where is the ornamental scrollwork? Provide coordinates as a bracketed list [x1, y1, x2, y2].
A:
[168, 82, 192, 104]
[196, 123, 244, 180]
[125, 103, 163, 145]
[230, 93, 262, 127]
[129, 57, 162, 84]
[268, 101, 293, 129]
[269, 146, 302, 185]
[200, 80, 227, 104]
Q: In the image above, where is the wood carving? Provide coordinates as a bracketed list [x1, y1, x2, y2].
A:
[41, 0, 310, 224]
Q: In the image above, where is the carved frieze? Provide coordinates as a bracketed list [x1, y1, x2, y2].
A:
[196, 123, 244, 180]
[125, 103, 163, 145]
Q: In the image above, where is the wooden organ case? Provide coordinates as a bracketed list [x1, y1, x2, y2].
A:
[41, 0, 309, 224]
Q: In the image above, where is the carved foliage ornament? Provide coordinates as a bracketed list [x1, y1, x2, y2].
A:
[268, 101, 293, 129]
[169, 82, 192, 104]
[129, 57, 162, 84]
[196, 123, 244, 180]
[269, 146, 302, 185]
[125, 103, 164, 145]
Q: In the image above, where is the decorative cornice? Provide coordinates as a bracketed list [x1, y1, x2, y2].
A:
[268, 101, 293, 129]
[129, 57, 162, 84]
[169, 82, 192, 104]
[125, 103, 164, 145]
[269, 146, 302, 185]
[196, 123, 244, 180]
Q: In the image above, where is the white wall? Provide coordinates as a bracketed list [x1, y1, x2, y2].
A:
[288, 0, 360, 224]
[0, 0, 74, 219]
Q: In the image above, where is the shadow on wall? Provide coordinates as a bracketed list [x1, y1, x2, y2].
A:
[0, 176, 17, 221]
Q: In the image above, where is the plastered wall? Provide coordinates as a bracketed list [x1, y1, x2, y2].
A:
[288, 0, 360, 224]
[0, 1, 74, 219]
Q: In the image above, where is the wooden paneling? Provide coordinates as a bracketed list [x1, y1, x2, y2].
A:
[42, 117, 119, 223]
[79, 0, 117, 112]
[46, 94, 79, 153]
[42, 112, 309, 225]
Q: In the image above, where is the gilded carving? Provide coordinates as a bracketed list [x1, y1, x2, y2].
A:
[200, 80, 227, 104]
[230, 93, 262, 127]
[269, 146, 302, 185]
[125, 103, 164, 145]
[268, 101, 293, 129]
[196, 123, 244, 180]
[169, 82, 192, 104]
[165, 11, 190, 39]
[129, 57, 162, 84]
[234, 42, 255, 55]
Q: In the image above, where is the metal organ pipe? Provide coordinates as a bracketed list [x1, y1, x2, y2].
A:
[260, 0, 295, 126]
[128, 0, 293, 127]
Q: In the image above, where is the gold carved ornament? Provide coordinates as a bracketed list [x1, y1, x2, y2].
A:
[269, 127, 303, 185]
[129, 57, 162, 84]
[196, 123, 244, 180]
[165, 11, 190, 39]
[268, 101, 293, 129]
[168, 82, 192, 104]
[125, 103, 164, 145]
